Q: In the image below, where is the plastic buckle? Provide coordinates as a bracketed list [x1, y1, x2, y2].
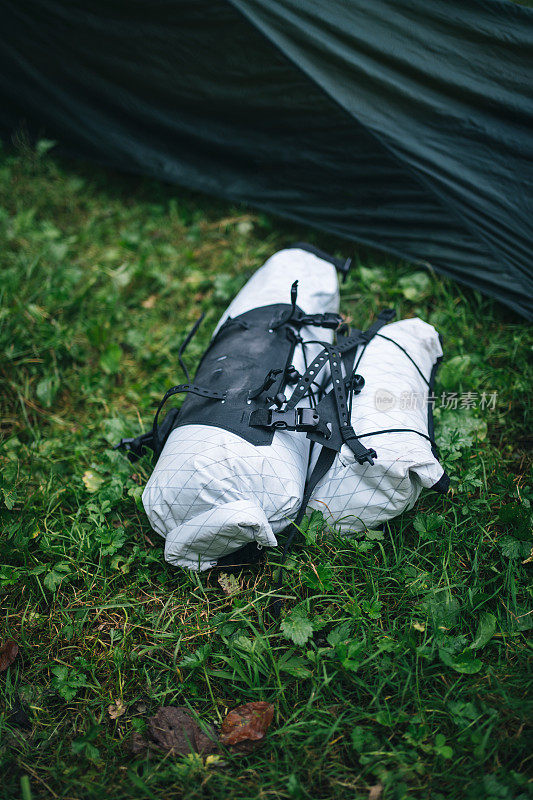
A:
[296, 408, 321, 430]
[250, 407, 321, 432]
[268, 408, 320, 431]
[301, 312, 342, 329]
[114, 437, 136, 452]
[322, 312, 344, 329]
[114, 437, 147, 463]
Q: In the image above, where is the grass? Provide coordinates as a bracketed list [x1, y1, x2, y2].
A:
[0, 139, 532, 800]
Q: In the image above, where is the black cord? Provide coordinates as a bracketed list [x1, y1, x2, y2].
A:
[374, 334, 430, 386]
[301, 341, 317, 408]
[178, 313, 205, 384]
[357, 427, 436, 447]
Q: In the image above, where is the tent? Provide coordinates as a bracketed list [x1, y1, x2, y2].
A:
[1, 0, 531, 318]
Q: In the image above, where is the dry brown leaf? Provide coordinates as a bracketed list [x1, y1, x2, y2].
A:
[219, 701, 274, 753]
[0, 640, 19, 672]
[217, 572, 240, 596]
[108, 699, 126, 719]
[368, 784, 383, 800]
[147, 706, 218, 756]
[142, 295, 157, 309]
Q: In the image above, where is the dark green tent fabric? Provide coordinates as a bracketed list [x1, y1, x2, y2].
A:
[1, 0, 532, 317]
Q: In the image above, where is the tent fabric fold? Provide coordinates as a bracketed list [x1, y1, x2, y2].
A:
[1, 0, 531, 317]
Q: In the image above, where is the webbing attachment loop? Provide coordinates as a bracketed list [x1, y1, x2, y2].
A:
[248, 368, 283, 400]
[339, 425, 377, 465]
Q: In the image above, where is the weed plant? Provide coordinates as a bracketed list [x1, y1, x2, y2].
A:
[0, 141, 531, 799]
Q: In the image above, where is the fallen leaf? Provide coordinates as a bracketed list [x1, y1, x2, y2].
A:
[368, 784, 383, 800]
[82, 469, 103, 493]
[217, 572, 240, 596]
[147, 706, 218, 756]
[142, 295, 157, 309]
[0, 640, 19, 672]
[108, 699, 126, 719]
[219, 701, 274, 753]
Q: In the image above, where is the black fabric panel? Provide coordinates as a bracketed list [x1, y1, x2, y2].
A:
[0, 0, 531, 317]
[231, 0, 533, 317]
[168, 304, 297, 448]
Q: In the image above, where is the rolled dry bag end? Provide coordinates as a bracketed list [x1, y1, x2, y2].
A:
[308, 317, 449, 532]
[163, 500, 276, 572]
[135, 245, 341, 572]
[144, 498, 277, 572]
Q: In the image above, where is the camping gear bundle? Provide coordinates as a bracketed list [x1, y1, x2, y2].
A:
[118, 246, 449, 570]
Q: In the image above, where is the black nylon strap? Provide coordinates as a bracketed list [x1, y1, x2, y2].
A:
[286, 242, 352, 279]
[306, 311, 398, 453]
[284, 342, 375, 463]
[328, 347, 376, 465]
[283, 332, 369, 411]
[283, 310, 394, 413]
[285, 348, 331, 410]
[153, 383, 226, 454]
[360, 309, 396, 341]
[158, 383, 226, 402]
[332, 308, 393, 355]
[336, 328, 366, 354]
[270, 301, 342, 332]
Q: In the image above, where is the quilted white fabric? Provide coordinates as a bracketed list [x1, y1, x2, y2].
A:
[142, 247, 340, 570]
[308, 317, 445, 531]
